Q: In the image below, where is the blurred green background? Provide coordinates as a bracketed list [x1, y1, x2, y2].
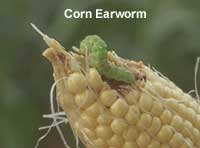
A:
[1, 0, 200, 148]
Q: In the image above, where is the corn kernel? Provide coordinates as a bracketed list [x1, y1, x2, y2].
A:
[96, 125, 113, 139]
[165, 99, 179, 111]
[93, 138, 108, 148]
[185, 108, 196, 125]
[139, 93, 153, 112]
[137, 113, 152, 130]
[178, 104, 187, 119]
[67, 72, 87, 93]
[160, 110, 172, 124]
[125, 105, 140, 125]
[97, 112, 113, 125]
[81, 113, 97, 129]
[182, 121, 193, 138]
[111, 118, 128, 134]
[193, 128, 200, 143]
[62, 92, 75, 108]
[108, 134, 124, 147]
[75, 89, 95, 109]
[125, 89, 141, 105]
[169, 133, 184, 148]
[123, 126, 139, 141]
[136, 132, 151, 147]
[147, 117, 161, 136]
[171, 115, 184, 132]
[147, 140, 160, 148]
[157, 125, 173, 143]
[82, 128, 96, 140]
[188, 100, 198, 112]
[85, 102, 102, 118]
[100, 90, 117, 107]
[87, 68, 103, 92]
[110, 99, 129, 117]
[151, 100, 164, 116]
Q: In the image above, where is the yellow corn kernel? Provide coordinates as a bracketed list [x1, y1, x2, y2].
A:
[147, 117, 161, 136]
[185, 108, 196, 125]
[177, 104, 188, 119]
[171, 115, 184, 132]
[97, 113, 113, 125]
[157, 125, 173, 143]
[62, 92, 75, 108]
[87, 68, 103, 92]
[193, 128, 200, 144]
[160, 110, 173, 124]
[139, 93, 153, 112]
[125, 105, 140, 125]
[188, 100, 199, 111]
[151, 100, 164, 116]
[123, 126, 139, 141]
[93, 138, 108, 148]
[169, 133, 184, 148]
[85, 102, 102, 118]
[110, 99, 128, 117]
[108, 134, 124, 147]
[182, 121, 193, 138]
[136, 132, 151, 147]
[82, 128, 96, 140]
[125, 89, 141, 105]
[95, 125, 113, 139]
[100, 90, 117, 107]
[67, 72, 87, 94]
[147, 140, 160, 148]
[75, 89, 95, 109]
[111, 118, 128, 134]
[137, 113, 152, 130]
[165, 99, 179, 111]
[81, 113, 97, 129]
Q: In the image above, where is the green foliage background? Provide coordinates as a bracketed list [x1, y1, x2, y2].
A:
[0, 0, 200, 148]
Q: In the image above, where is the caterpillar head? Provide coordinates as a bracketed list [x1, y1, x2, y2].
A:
[80, 35, 107, 54]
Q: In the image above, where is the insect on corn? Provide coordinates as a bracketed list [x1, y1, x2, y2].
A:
[32, 23, 200, 148]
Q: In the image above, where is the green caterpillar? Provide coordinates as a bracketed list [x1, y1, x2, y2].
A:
[80, 35, 134, 84]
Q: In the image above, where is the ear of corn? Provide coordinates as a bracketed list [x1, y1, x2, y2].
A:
[42, 35, 200, 148]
